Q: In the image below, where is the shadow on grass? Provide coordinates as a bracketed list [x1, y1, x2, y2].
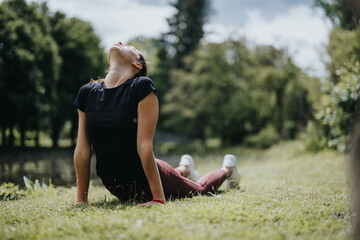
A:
[66, 198, 138, 212]
[66, 188, 242, 212]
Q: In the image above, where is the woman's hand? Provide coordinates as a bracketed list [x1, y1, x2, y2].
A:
[138, 199, 166, 206]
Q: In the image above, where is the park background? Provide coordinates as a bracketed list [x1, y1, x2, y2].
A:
[0, 0, 359, 239]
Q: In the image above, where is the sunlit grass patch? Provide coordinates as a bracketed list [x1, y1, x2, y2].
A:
[0, 141, 352, 239]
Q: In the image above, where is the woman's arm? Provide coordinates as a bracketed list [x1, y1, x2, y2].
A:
[137, 91, 165, 204]
[73, 109, 92, 203]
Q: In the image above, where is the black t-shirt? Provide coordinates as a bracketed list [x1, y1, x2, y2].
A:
[73, 76, 156, 188]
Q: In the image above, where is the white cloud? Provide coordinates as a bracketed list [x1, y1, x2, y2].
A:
[44, 0, 174, 50]
[205, 5, 332, 77]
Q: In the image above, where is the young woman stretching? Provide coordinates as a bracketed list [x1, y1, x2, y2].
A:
[73, 42, 240, 206]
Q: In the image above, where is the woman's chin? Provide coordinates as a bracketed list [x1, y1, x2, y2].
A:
[110, 45, 120, 51]
[108, 46, 122, 58]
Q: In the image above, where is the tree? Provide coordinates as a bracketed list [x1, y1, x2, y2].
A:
[315, 0, 360, 30]
[214, 39, 268, 143]
[326, 28, 359, 83]
[49, 12, 107, 147]
[161, 39, 309, 145]
[0, 0, 61, 147]
[25, 2, 61, 147]
[162, 42, 236, 141]
[0, 0, 106, 148]
[311, 0, 360, 151]
[313, 29, 360, 150]
[163, 0, 211, 68]
[162, 40, 265, 144]
[154, 0, 211, 127]
[255, 46, 302, 135]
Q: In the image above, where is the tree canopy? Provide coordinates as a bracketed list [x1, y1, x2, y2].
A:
[0, 0, 107, 148]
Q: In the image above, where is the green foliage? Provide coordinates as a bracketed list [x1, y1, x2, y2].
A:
[303, 121, 327, 152]
[315, 61, 360, 151]
[308, 27, 360, 151]
[303, 0, 360, 152]
[326, 28, 359, 82]
[162, 40, 310, 144]
[0, 142, 352, 239]
[0, 0, 107, 148]
[164, 0, 211, 68]
[243, 125, 280, 149]
[154, 0, 211, 117]
[0, 183, 26, 201]
[256, 46, 303, 135]
[49, 12, 107, 147]
[0, 177, 52, 201]
[315, 0, 360, 30]
[162, 42, 239, 140]
[23, 176, 50, 195]
[0, 0, 60, 147]
[304, 1, 360, 152]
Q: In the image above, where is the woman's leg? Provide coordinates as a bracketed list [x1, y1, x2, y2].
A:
[155, 159, 227, 199]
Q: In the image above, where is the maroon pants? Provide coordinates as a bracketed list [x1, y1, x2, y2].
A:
[156, 159, 227, 199]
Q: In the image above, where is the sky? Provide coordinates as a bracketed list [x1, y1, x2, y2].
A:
[28, 0, 332, 77]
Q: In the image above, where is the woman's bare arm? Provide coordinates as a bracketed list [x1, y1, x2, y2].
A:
[137, 91, 165, 204]
[73, 109, 92, 203]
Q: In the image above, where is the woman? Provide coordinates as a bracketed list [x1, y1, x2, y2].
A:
[73, 42, 240, 206]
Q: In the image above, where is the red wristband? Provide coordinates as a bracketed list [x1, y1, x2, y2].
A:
[152, 199, 166, 204]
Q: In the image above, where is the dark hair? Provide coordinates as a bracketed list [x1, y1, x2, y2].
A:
[133, 53, 147, 78]
[90, 53, 147, 84]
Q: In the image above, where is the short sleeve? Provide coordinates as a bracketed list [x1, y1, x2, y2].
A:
[136, 77, 156, 103]
[73, 84, 89, 112]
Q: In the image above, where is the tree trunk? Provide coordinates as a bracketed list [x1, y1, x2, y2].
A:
[35, 129, 40, 148]
[1, 127, 6, 147]
[8, 124, 14, 147]
[51, 120, 61, 148]
[275, 89, 284, 135]
[299, 92, 311, 130]
[20, 124, 25, 148]
[51, 159, 61, 184]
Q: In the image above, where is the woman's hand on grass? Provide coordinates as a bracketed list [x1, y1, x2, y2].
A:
[138, 199, 166, 206]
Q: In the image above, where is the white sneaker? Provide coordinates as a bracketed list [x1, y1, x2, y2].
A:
[222, 154, 240, 190]
[179, 154, 201, 182]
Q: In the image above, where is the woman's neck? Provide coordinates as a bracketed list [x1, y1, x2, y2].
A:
[104, 67, 134, 88]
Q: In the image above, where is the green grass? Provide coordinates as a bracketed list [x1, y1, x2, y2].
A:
[0, 141, 353, 239]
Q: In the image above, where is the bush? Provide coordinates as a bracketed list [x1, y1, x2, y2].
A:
[23, 176, 51, 195]
[243, 125, 280, 149]
[303, 121, 327, 152]
[0, 183, 26, 201]
[314, 61, 360, 151]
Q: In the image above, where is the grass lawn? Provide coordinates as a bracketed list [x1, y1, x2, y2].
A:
[0, 141, 353, 239]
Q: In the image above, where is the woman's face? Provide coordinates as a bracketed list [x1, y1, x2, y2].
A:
[108, 41, 141, 66]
